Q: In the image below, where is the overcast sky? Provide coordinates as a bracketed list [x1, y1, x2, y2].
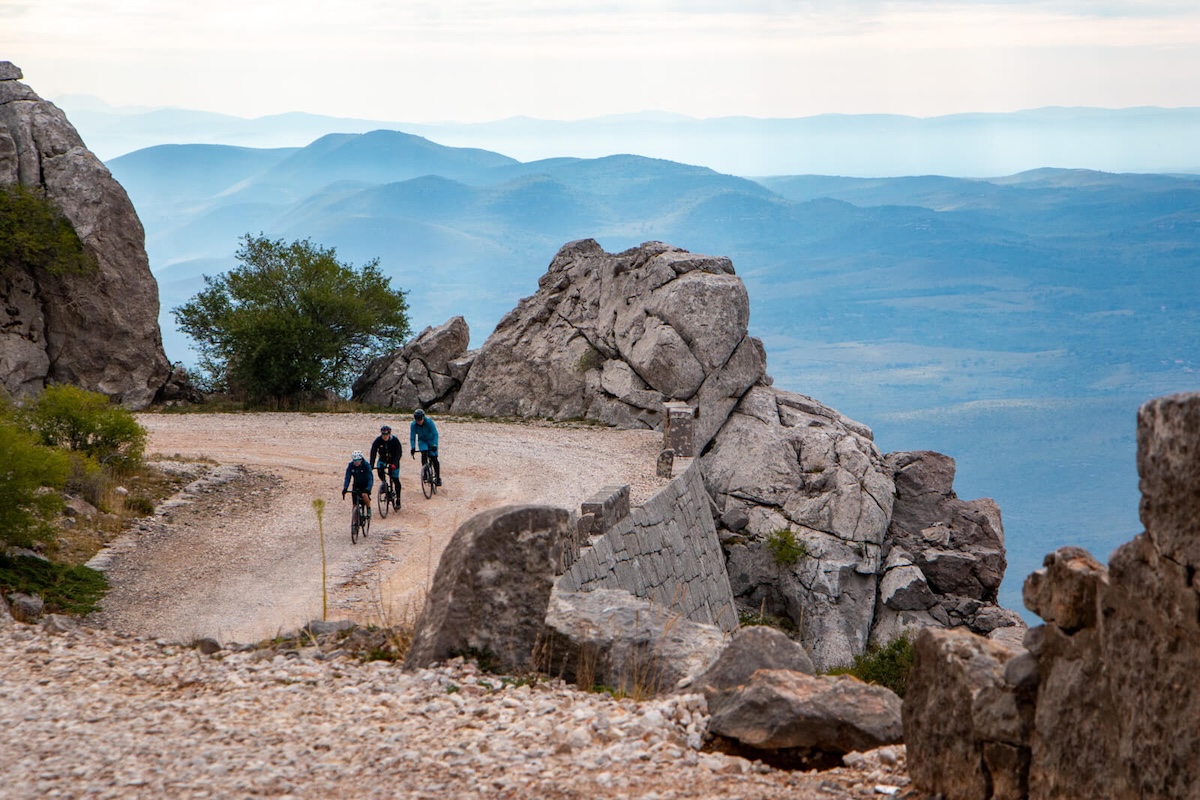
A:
[4, 1, 1199, 122]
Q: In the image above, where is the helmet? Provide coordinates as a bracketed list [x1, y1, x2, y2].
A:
[380, 425, 392, 434]
[413, 409, 425, 421]
[351, 450, 364, 461]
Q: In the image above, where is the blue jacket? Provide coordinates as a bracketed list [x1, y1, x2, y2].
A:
[410, 416, 439, 453]
[343, 459, 374, 493]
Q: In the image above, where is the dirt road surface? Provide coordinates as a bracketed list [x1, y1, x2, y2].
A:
[91, 412, 669, 644]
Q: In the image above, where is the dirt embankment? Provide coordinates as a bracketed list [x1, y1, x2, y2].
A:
[90, 413, 669, 644]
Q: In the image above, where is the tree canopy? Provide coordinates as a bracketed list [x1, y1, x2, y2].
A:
[174, 234, 411, 401]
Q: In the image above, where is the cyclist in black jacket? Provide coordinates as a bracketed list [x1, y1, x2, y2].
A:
[369, 425, 403, 499]
[342, 450, 374, 514]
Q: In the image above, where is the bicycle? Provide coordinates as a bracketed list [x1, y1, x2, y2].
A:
[350, 491, 371, 544]
[419, 452, 438, 499]
[376, 471, 400, 518]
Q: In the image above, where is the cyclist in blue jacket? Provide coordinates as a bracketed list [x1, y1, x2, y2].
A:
[342, 450, 374, 514]
[409, 409, 441, 486]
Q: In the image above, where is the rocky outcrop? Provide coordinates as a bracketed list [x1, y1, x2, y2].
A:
[352, 316, 472, 410]
[0, 62, 170, 408]
[405, 504, 573, 673]
[702, 387, 894, 671]
[703, 388, 1021, 670]
[904, 391, 1200, 800]
[365, 238, 1018, 674]
[873, 450, 1023, 646]
[450, 239, 766, 451]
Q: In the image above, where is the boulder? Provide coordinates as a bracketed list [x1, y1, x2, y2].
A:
[352, 316, 471, 410]
[0, 62, 170, 407]
[704, 386, 895, 671]
[707, 669, 902, 756]
[404, 505, 572, 672]
[694, 625, 814, 698]
[450, 239, 765, 451]
[8, 591, 44, 623]
[903, 627, 1033, 800]
[539, 587, 727, 695]
[0, 593, 13, 627]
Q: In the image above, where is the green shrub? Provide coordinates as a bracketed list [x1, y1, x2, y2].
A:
[828, 632, 916, 697]
[23, 384, 146, 472]
[0, 553, 108, 615]
[765, 528, 808, 566]
[738, 607, 798, 634]
[0, 184, 97, 277]
[0, 419, 70, 548]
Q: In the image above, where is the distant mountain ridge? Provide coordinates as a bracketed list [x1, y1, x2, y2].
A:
[67, 98, 1200, 177]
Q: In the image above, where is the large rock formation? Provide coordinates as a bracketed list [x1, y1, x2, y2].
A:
[904, 391, 1200, 800]
[365, 238, 1019, 673]
[448, 239, 766, 452]
[0, 62, 170, 408]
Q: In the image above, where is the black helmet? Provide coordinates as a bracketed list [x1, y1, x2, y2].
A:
[413, 409, 425, 421]
[380, 425, 391, 433]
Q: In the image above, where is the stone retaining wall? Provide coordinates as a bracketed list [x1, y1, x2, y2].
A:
[558, 462, 738, 632]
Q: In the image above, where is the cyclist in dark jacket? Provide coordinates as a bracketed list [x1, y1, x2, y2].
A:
[369, 425, 403, 499]
[409, 409, 441, 486]
[342, 450, 374, 513]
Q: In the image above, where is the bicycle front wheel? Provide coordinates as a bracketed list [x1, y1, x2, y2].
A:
[377, 484, 390, 518]
[351, 505, 360, 544]
[421, 464, 434, 499]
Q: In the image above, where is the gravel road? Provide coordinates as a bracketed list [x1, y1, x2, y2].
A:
[91, 412, 670, 644]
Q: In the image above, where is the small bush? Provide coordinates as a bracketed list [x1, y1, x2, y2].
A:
[738, 608, 798, 634]
[0, 553, 108, 615]
[0, 419, 70, 548]
[828, 632, 916, 697]
[765, 528, 808, 566]
[23, 384, 146, 472]
[576, 345, 605, 373]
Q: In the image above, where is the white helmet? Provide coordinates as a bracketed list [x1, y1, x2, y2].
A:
[351, 450, 364, 461]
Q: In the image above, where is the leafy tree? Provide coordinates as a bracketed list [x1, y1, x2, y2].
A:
[22, 384, 146, 472]
[173, 234, 411, 401]
[0, 419, 70, 548]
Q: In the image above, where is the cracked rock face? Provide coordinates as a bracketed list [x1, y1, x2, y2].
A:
[351, 316, 471, 410]
[0, 62, 170, 407]
[704, 386, 896, 671]
[448, 239, 766, 451]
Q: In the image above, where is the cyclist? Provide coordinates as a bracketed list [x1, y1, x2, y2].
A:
[341, 450, 374, 515]
[369, 424, 403, 500]
[409, 408, 441, 486]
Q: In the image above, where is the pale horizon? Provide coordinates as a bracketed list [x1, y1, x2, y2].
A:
[5, 1, 1200, 124]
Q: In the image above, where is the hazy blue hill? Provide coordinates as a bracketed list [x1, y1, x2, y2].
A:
[108, 144, 297, 220]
